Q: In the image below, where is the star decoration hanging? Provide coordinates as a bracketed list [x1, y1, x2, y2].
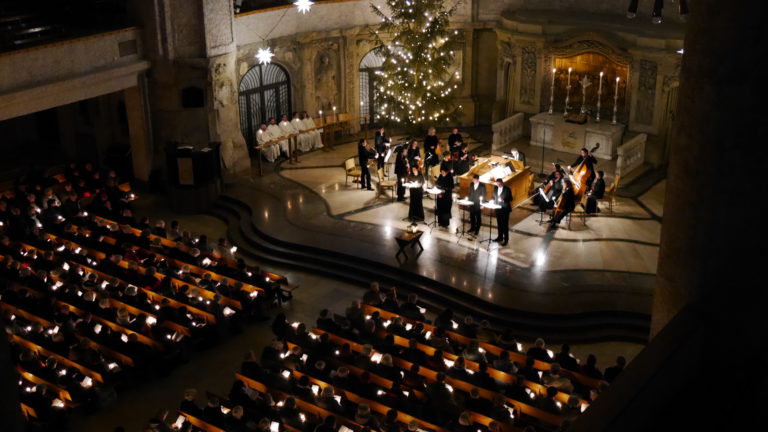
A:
[294, 0, 314, 14]
[256, 47, 274, 65]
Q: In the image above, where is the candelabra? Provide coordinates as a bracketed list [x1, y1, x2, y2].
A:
[548, 68, 555, 114]
[579, 75, 591, 115]
[564, 67, 573, 117]
[612, 77, 620, 124]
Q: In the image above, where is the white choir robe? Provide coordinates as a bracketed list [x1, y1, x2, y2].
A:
[278, 120, 298, 154]
[257, 129, 279, 162]
[267, 124, 288, 155]
[292, 118, 312, 152]
[302, 117, 323, 150]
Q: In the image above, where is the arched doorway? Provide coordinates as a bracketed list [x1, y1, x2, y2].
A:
[238, 63, 292, 149]
[359, 48, 385, 127]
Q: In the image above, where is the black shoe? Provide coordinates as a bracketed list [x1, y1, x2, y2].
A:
[366, 187, 373, 191]
[501, 240, 508, 246]
[492, 237, 501, 242]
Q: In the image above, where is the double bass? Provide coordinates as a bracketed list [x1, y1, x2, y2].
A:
[552, 143, 599, 220]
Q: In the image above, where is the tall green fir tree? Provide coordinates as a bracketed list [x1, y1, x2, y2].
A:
[370, 0, 463, 128]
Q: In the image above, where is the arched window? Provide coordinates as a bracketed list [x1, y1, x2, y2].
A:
[359, 48, 386, 126]
[238, 63, 292, 150]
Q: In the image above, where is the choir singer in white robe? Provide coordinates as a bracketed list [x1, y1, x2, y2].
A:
[292, 112, 312, 152]
[267, 117, 288, 157]
[256, 123, 279, 162]
[302, 111, 323, 150]
[278, 114, 298, 156]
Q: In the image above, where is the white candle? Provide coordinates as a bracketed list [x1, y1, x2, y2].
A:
[567, 67, 572, 87]
[551, 68, 556, 86]
[614, 77, 620, 98]
[598, 72, 603, 94]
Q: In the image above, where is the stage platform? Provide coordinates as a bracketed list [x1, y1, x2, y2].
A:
[215, 136, 664, 342]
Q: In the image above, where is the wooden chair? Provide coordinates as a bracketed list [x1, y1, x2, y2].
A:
[598, 174, 620, 214]
[344, 157, 361, 187]
[376, 168, 396, 201]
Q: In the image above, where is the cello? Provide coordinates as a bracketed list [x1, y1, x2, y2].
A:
[551, 143, 599, 221]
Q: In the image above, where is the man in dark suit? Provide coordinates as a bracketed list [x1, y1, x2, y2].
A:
[467, 174, 486, 235]
[510, 148, 526, 166]
[448, 128, 463, 154]
[374, 127, 390, 171]
[358, 139, 375, 190]
[492, 178, 513, 245]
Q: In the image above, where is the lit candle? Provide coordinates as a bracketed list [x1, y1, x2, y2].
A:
[567, 67, 572, 87]
[551, 68, 556, 87]
[614, 76, 620, 99]
[318, 110, 323, 125]
[598, 72, 604, 95]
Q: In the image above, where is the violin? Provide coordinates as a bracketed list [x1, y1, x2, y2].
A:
[552, 143, 599, 220]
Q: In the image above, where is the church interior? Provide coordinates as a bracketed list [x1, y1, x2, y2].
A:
[0, 1, 762, 431]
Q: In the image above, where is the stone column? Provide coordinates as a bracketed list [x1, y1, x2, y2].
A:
[124, 77, 153, 183]
[652, 2, 763, 336]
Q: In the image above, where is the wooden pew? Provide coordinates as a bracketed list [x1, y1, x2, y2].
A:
[17, 366, 73, 402]
[10, 334, 104, 383]
[91, 215, 288, 284]
[177, 410, 226, 432]
[35, 234, 241, 311]
[312, 328, 568, 428]
[362, 304, 602, 391]
[236, 374, 371, 432]
[0, 299, 135, 368]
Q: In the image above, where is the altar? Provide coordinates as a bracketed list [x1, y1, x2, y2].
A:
[529, 112, 625, 160]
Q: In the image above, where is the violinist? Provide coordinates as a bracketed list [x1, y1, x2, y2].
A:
[374, 126, 390, 171]
[407, 140, 422, 169]
[358, 139, 376, 191]
[570, 147, 598, 188]
[585, 170, 606, 214]
[395, 146, 409, 202]
[548, 179, 576, 231]
[424, 127, 440, 168]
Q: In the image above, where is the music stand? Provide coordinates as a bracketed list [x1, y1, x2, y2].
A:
[425, 187, 444, 230]
[456, 198, 473, 242]
[481, 201, 501, 249]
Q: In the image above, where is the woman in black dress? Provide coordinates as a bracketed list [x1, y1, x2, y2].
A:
[435, 168, 454, 228]
[407, 166, 425, 222]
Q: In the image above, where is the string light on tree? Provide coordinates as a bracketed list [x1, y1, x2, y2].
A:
[370, 0, 463, 126]
[294, 0, 314, 14]
[256, 47, 274, 65]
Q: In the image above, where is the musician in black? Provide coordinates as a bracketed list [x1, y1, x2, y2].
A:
[448, 128, 463, 154]
[394, 146, 409, 202]
[468, 174, 486, 235]
[549, 179, 576, 230]
[492, 178, 513, 246]
[424, 127, 440, 168]
[358, 138, 375, 191]
[571, 147, 598, 188]
[439, 153, 454, 176]
[374, 127, 390, 171]
[407, 166, 425, 222]
[407, 140, 422, 168]
[509, 148, 526, 166]
[546, 164, 565, 182]
[435, 168, 454, 228]
[454, 149, 471, 176]
[585, 170, 606, 214]
[537, 170, 564, 211]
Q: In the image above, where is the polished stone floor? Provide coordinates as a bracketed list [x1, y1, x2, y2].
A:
[218, 135, 662, 318]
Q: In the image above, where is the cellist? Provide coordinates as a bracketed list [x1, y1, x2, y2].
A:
[570, 147, 598, 188]
[548, 179, 575, 231]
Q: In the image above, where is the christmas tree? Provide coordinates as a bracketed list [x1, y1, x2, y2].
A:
[370, 0, 463, 127]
